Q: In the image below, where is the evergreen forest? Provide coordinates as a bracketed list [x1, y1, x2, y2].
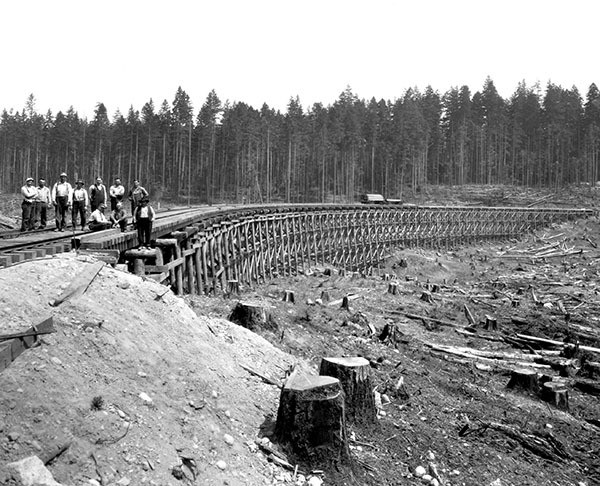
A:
[1, 77, 600, 204]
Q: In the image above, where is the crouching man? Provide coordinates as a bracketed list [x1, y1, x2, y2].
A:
[110, 202, 128, 232]
[88, 203, 112, 232]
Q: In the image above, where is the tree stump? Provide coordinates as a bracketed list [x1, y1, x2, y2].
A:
[227, 279, 240, 295]
[420, 291, 434, 304]
[485, 315, 498, 331]
[282, 290, 295, 304]
[387, 282, 399, 295]
[382, 273, 391, 281]
[338, 268, 346, 277]
[542, 381, 569, 410]
[275, 371, 350, 466]
[320, 290, 330, 303]
[340, 295, 350, 311]
[506, 368, 540, 393]
[379, 323, 403, 346]
[319, 357, 377, 425]
[228, 302, 277, 332]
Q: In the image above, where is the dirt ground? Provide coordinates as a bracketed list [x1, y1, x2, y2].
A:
[0, 185, 599, 486]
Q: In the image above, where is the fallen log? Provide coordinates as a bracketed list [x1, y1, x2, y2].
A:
[483, 422, 571, 463]
[404, 313, 464, 329]
[516, 334, 600, 355]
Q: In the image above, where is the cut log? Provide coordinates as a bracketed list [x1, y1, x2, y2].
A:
[228, 302, 277, 332]
[275, 371, 350, 466]
[507, 368, 540, 393]
[319, 357, 377, 425]
[387, 282, 399, 295]
[580, 361, 600, 379]
[463, 304, 476, 326]
[541, 382, 569, 410]
[573, 378, 600, 396]
[516, 334, 600, 355]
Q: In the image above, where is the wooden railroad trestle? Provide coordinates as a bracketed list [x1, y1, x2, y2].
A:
[76, 204, 593, 295]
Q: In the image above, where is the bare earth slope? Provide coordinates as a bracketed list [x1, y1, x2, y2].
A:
[0, 255, 303, 485]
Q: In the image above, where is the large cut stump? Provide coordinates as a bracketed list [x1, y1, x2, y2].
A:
[319, 357, 377, 425]
[275, 371, 350, 466]
[228, 301, 277, 332]
[506, 368, 540, 393]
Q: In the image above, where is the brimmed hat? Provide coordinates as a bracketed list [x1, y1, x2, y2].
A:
[26, 177, 34, 182]
[76, 180, 84, 185]
[60, 172, 68, 177]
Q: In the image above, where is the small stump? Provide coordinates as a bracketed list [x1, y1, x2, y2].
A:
[228, 301, 277, 332]
[340, 295, 350, 311]
[507, 368, 540, 393]
[379, 323, 403, 346]
[387, 282, 399, 295]
[227, 279, 240, 295]
[485, 315, 498, 331]
[282, 290, 295, 304]
[275, 371, 350, 466]
[320, 290, 330, 303]
[420, 291, 434, 304]
[319, 357, 377, 425]
[542, 381, 569, 410]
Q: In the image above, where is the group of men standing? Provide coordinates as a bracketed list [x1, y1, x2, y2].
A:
[20, 174, 150, 237]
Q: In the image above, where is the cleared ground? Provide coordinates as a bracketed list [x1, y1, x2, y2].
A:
[0, 185, 599, 486]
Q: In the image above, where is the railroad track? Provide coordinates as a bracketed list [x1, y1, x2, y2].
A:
[0, 206, 205, 268]
[0, 203, 595, 272]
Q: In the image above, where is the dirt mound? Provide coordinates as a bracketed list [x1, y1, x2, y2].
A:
[0, 254, 303, 485]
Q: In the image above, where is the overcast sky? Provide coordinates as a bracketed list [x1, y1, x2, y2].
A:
[1, 0, 597, 119]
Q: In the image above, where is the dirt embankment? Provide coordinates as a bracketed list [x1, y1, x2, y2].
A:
[0, 255, 307, 486]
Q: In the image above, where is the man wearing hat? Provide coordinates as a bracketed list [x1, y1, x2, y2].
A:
[20, 177, 37, 232]
[52, 172, 73, 231]
[71, 180, 89, 230]
[34, 178, 51, 229]
[88, 203, 111, 232]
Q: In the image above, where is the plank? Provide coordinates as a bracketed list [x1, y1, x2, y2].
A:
[51, 261, 105, 306]
[0, 317, 54, 373]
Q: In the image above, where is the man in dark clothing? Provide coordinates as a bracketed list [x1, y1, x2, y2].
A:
[89, 177, 107, 212]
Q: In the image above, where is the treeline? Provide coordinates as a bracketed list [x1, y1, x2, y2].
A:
[1, 77, 600, 204]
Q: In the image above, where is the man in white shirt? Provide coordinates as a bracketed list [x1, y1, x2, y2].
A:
[88, 203, 112, 232]
[20, 177, 37, 232]
[34, 178, 51, 229]
[109, 177, 125, 211]
[71, 180, 89, 230]
[52, 172, 73, 232]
